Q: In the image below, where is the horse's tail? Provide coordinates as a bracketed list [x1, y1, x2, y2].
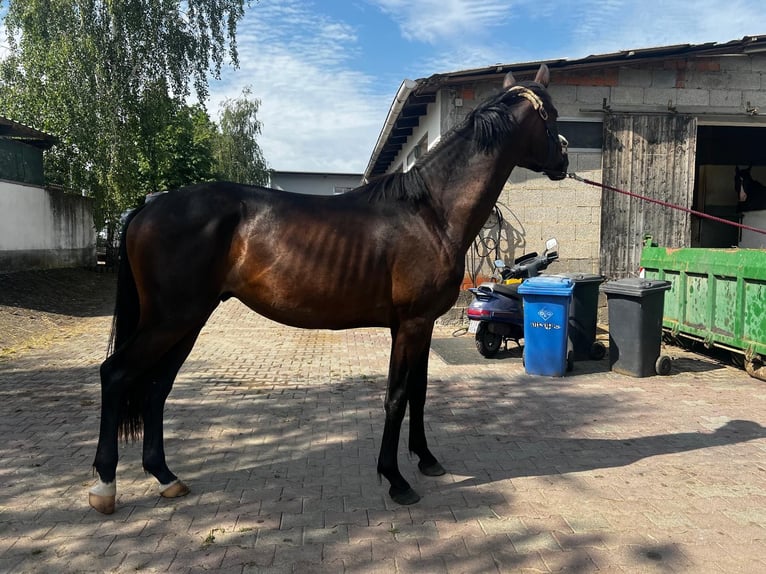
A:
[106, 205, 146, 442]
[107, 206, 144, 356]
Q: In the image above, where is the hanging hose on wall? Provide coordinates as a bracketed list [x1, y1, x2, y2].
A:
[467, 204, 505, 287]
[455, 205, 506, 338]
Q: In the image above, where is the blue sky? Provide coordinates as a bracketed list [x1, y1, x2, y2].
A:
[208, 0, 763, 173]
[6, 1, 759, 175]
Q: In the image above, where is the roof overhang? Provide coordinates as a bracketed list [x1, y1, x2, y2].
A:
[0, 116, 58, 150]
[364, 35, 766, 179]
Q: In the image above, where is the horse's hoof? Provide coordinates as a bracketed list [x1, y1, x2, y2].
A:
[89, 493, 116, 515]
[389, 486, 421, 505]
[160, 480, 190, 498]
[418, 460, 446, 476]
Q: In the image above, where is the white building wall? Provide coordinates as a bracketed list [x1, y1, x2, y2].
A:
[270, 172, 363, 195]
[0, 181, 95, 271]
[388, 93, 442, 172]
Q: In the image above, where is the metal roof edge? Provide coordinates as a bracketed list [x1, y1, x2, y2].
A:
[363, 79, 418, 181]
[419, 36, 766, 89]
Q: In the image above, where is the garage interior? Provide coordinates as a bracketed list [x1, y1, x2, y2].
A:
[694, 124, 766, 248]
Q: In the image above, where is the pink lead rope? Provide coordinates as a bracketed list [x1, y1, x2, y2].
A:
[567, 172, 766, 237]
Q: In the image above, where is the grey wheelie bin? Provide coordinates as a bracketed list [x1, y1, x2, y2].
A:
[558, 273, 606, 361]
[601, 278, 672, 377]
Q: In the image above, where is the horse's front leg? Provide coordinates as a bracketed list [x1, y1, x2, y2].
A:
[378, 318, 439, 505]
[407, 328, 445, 477]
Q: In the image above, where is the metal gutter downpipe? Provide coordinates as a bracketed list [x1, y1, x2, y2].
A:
[363, 79, 418, 182]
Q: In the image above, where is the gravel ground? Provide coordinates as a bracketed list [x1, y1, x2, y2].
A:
[0, 267, 116, 359]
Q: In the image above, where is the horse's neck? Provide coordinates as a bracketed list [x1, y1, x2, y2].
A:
[419, 126, 517, 251]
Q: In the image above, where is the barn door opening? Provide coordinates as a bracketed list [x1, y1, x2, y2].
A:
[694, 125, 766, 248]
[600, 114, 697, 279]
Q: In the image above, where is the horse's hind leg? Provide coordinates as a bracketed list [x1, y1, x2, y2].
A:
[90, 321, 205, 514]
[141, 326, 204, 498]
[89, 355, 127, 514]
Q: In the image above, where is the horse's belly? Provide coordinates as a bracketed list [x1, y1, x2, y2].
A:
[234, 284, 391, 330]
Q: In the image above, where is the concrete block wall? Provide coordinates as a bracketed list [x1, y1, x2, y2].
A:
[550, 53, 766, 116]
[475, 51, 766, 278]
[495, 150, 602, 274]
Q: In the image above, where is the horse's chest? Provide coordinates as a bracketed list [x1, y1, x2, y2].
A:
[393, 259, 463, 312]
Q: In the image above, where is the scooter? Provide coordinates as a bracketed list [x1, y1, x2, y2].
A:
[466, 238, 561, 358]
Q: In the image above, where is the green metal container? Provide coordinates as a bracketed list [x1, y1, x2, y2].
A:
[639, 236, 766, 380]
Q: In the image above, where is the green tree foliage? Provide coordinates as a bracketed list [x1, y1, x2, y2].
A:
[215, 86, 270, 186]
[135, 81, 220, 195]
[0, 0, 252, 229]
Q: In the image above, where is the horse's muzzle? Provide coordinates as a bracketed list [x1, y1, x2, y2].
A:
[541, 132, 568, 180]
[544, 154, 569, 180]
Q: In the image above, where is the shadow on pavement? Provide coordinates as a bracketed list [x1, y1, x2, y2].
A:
[1, 314, 764, 572]
[0, 268, 115, 353]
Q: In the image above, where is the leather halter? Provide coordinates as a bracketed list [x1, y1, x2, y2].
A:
[507, 85, 568, 166]
[507, 86, 549, 120]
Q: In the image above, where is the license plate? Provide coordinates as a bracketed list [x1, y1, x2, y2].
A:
[468, 320, 480, 334]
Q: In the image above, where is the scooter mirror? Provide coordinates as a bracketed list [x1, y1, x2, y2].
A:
[494, 259, 506, 269]
[545, 238, 558, 252]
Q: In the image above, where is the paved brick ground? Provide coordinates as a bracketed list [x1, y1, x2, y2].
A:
[1, 296, 765, 573]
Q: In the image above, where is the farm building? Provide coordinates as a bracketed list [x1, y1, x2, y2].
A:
[364, 35, 766, 283]
[269, 171, 363, 196]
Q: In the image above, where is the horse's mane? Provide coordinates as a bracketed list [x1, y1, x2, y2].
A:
[351, 166, 430, 204]
[355, 81, 551, 204]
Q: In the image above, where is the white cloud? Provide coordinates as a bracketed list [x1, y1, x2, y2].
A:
[370, 0, 515, 44]
[563, 0, 763, 58]
[206, 0, 765, 173]
[208, 0, 391, 173]
[0, 21, 13, 61]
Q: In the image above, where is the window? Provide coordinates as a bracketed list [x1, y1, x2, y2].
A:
[558, 119, 603, 150]
[406, 134, 428, 171]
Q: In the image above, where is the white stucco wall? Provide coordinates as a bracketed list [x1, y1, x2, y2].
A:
[389, 93, 442, 172]
[270, 172, 363, 195]
[0, 181, 95, 271]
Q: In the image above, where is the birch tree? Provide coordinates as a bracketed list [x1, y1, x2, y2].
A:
[0, 0, 253, 228]
[216, 87, 269, 186]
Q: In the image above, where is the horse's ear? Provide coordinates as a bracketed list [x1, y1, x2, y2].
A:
[534, 64, 550, 87]
[503, 71, 516, 89]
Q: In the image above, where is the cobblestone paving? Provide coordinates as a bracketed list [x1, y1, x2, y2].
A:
[1, 295, 765, 573]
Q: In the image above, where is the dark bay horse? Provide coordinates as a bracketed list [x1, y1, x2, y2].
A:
[89, 64, 568, 514]
[735, 166, 766, 212]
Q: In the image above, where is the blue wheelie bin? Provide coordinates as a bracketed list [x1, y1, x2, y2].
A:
[518, 276, 574, 377]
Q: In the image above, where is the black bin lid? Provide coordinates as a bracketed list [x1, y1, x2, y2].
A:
[554, 272, 605, 284]
[600, 278, 671, 297]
